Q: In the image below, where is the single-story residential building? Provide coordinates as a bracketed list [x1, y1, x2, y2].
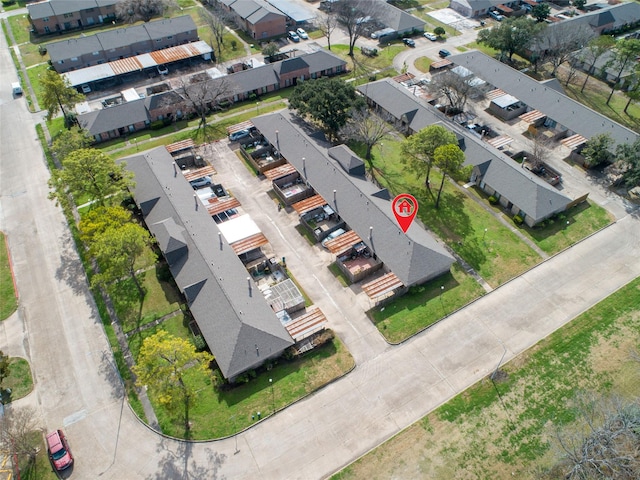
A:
[214, 0, 288, 40]
[252, 111, 456, 287]
[449, 0, 520, 18]
[27, 0, 118, 35]
[122, 146, 294, 380]
[47, 15, 198, 73]
[357, 78, 575, 226]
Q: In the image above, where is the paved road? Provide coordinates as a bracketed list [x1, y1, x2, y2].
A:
[2, 10, 640, 480]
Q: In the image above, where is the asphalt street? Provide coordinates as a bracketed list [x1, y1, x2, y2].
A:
[1, 7, 640, 480]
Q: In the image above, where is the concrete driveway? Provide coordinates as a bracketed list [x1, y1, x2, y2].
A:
[3, 10, 640, 480]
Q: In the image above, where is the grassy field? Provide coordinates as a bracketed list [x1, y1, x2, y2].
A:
[333, 277, 640, 479]
[0, 232, 18, 320]
[2, 357, 34, 402]
[414, 56, 432, 73]
[330, 44, 405, 78]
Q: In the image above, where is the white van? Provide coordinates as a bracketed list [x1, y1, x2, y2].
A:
[11, 82, 22, 95]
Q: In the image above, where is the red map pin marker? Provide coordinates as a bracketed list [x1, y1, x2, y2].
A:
[392, 194, 418, 233]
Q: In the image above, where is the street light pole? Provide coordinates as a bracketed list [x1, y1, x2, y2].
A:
[440, 285, 445, 316]
[269, 378, 275, 414]
[482, 228, 488, 245]
[230, 414, 239, 454]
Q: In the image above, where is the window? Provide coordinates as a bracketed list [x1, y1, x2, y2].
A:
[167, 35, 173, 40]
[156, 39, 161, 42]
[63, 13, 73, 18]
[58, 60, 64, 64]
[86, 8, 94, 12]
[44, 26, 50, 33]
[92, 51, 99, 56]
[71, 57, 78, 61]
[43, 17, 49, 22]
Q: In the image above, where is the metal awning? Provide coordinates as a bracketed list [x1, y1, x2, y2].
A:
[361, 273, 404, 299]
[283, 307, 327, 342]
[227, 120, 254, 135]
[486, 88, 507, 100]
[497, 4, 513, 12]
[264, 163, 297, 181]
[183, 165, 216, 181]
[207, 197, 241, 217]
[292, 194, 327, 214]
[325, 230, 362, 255]
[487, 135, 514, 149]
[166, 139, 195, 154]
[429, 59, 452, 70]
[519, 109, 546, 124]
[230, 232, 268, 255]
[561, 134, 587, 150]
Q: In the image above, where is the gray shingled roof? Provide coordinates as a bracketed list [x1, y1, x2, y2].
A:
[142, 15, 196, 41]
[122, 147, 293, 379]
[78, 99, 150, 136]
[449, 51, 638, 148]
[28, 0, 118, 20]
[252, 112, 455, 286]
[376, 1, 425, 32]
[328, 145, 365, 176]
[47, 35, 103, 63]
[357, 78, 573, 223]
[303, 50, 347, 74]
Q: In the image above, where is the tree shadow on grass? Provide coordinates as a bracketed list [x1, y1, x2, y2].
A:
[525, 202, 591, 243]
[109, 274, 146, 333]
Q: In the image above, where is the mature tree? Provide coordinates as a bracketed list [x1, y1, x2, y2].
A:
[261, 41, 279, 59]
[534, 23, 595, 77]
[527, 133, 551, 170]
[90, 221, 156, 297]
[178, 76, 233, 139]
[0, 351, 10, 389]
[79, 205, 133, 245]
[289, 77, 365, 140]
[0, 407, 41, 467]
[334, 0, 380, 57]
[477, 17, 541, 61]
[48, 149, 134, 209]
[133, 331, 213, 433]
[428, 70, 481, 113]
[199, 6, 229, 63]
[573, 0, 587, 9]
[581, 133, 614, 168]
[116, 0, 172, 23]
[531, 3, 551, 22]
[434, 26, 446, 37]
[615, 138, 640, 187]
[315, 11, 338, 51]
[41, 70, 84, 124]
[433, 144, 466, 208]
[339, 108, 391, 162]
[579, 35, 616, 92]
[606, 38, 640, 104]
[51, 128, 93, 162]
[547, 394, 640, 480]
[401, 125, 458, 191]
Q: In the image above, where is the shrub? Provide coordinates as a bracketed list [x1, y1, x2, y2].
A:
[193, 334, 207, 352]
[150, 120, 164, 130]
[488, 195, 498, 205]
[513, 215, 524, 225]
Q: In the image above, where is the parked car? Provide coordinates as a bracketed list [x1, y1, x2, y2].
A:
[423, 32, 437, 41]
[489, 11, 504, 21]
[321, 228, 346, 248]
[288, 31, 300, 42]
[229, 129, 251, 141]
[402, 38, 416, 47]
[296, 28, 309, 40]
[438, 49, 451, 58]
[46, 429, 73, 471]
[157, 64, 169, 75]
[189, 176, 213, 189]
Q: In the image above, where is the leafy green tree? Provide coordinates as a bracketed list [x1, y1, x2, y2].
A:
[532, 3, 551, 22]
[0, 351, 10, 390]
[289, 78, 365, 139]
[580, 35, 616, 93]
[79, 206, 133, 245]
[581, 133, 613, 168]
[40, 70, 84, 124]
[477, 17, 541, 61]
[573, 0, 587, 9]
[133, 331, 213, 434]
[51, 128, 93, 162]
[434, 26, 446, 37]
[606, 38, 640, 104]
[615, 138, 640, 187]
[433, 144, 467, 209]
[90, 221, 156, 297]
[48, 148, 134, 208]
[261, 42, 279, 59]
[623, 78, 640, 114]
[401, 125, 458, 191]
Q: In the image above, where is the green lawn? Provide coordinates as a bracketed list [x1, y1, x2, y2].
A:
[333, 277, 640, 479]
[109, 263, 184, 334]
[7, 13, 30, 45]
[18, 432, 59, 480]
[330, 44, 405, 77]
[370, 264, 485, 343]
[148, 332, 354, 439]
[25, 63, 50, 106]
[127, 314, 192, 361]
[2, 357, 34, 402]
[0, 232, 18, 320]
[414, 56, 432, 73]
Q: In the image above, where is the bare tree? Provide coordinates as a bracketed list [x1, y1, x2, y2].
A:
[527, 133, 551, 170]
[334, 0, 380, 57]
[428, 70, 480, 114]
[533, 23, 595, 77]
[579, 35, 616, 93]
[0, 406, 41, 467]
[339, 108, 391, 164]
[315, 11, 338, 51]
[177, 76, 234, 139]
[116, 0, 174, 23]
[200, 5, 231, 62]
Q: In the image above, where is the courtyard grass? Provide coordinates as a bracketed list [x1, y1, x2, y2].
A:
[370, 264, 485, 343]
[414, 56, 432, 73]
[333, 277, 640, 479]
[0, 232, 18, 320]
[330, 44, 404, 78]
[7, 13, 30, 45]
[1, 357, 34, 402]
